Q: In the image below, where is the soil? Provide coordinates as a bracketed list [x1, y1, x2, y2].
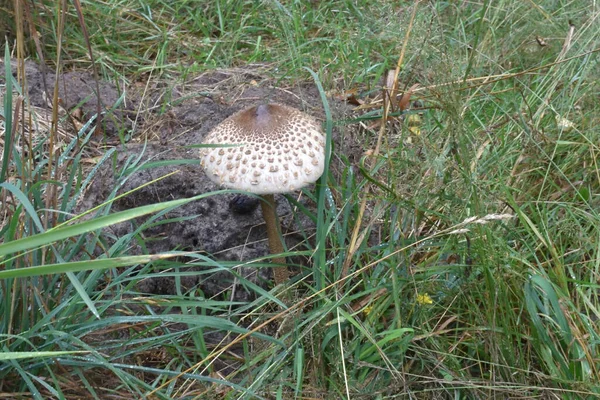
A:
[1, 59, 137, 136]
[3, 60, 365, 298]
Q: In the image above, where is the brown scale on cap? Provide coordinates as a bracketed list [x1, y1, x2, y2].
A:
[200, 104, 326, 194]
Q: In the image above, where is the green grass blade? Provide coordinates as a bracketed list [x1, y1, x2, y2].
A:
[305, 67, 333, 290]
[0, 190, 229, 258]
[1, 43, 13, 183]
[0, 351, 88, 360]
[0, 254, 183, 279]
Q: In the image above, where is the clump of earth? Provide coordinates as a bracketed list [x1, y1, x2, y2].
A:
[3, 60, 365, 299]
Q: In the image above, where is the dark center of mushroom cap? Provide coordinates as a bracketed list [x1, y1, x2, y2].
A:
[255, 104, 271, 122]
[232, 104, 290, 138]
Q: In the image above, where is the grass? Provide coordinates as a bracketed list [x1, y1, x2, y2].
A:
[1, 0, 600, 398]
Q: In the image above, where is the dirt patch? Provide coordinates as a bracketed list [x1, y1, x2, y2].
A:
[5, 63, 364, 296]
[0, 59, 137, 136]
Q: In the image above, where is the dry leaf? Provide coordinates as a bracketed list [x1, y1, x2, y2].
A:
[383, 69, 397, 111]
[536, 36, 547, 47]
[71, 107, 83, 121]
[398, 83, 420, 111]
[334, 88, 364, 106]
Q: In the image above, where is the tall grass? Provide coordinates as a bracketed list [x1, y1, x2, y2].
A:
[1, 0, 599, 398]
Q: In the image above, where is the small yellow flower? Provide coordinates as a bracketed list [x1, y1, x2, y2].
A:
[407, 114, 422, 136]
[416, 293, 433, 305]
[407, 114, 422, 126]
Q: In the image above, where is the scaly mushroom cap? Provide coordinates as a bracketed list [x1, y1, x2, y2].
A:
[200, 104, 326, 194]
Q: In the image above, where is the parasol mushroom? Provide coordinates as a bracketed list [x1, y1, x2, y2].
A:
[200, 103, 325, 285]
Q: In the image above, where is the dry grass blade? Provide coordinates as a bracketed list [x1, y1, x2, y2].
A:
[21, 0, 51, 101]
[45, 0, 69, 234]
[72, 0, 103, 136]
[558, 22, 576, 61]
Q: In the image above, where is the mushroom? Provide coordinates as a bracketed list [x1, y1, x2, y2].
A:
[200, 103, 326, 285]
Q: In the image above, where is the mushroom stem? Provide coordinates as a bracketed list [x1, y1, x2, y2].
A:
[260, 194, 289, 285]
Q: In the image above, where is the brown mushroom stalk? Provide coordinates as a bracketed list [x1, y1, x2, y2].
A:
[200, 103, 325, 285]
[260, 194, 289, 284]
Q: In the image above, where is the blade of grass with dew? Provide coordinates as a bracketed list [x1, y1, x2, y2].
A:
[7, 358, 42, 399]
[65, 268, 100, 319]
[0, 190, 231, 258]
[0, 351, 88, 360]
[0, 254, 182, 279]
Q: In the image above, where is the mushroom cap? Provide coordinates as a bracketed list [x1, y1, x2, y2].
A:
[200, 103, 326, 194]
